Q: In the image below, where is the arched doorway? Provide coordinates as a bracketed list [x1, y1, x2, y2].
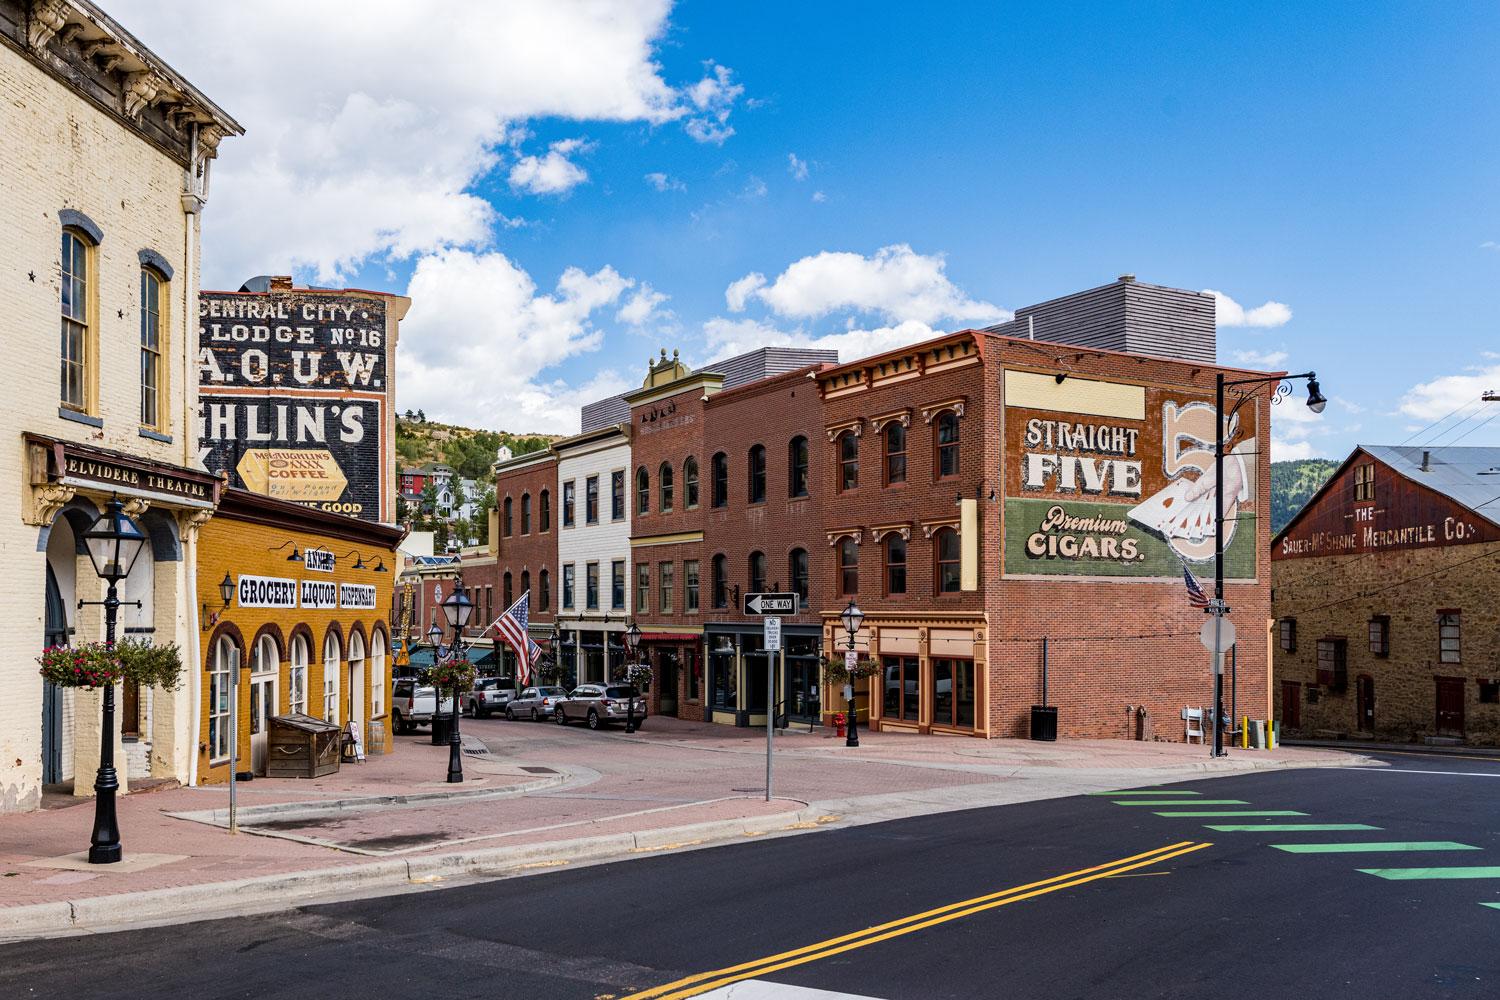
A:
[42, 565, 68, 785]
[250, 634, 280, 775]
[43, 508, 85, 787]
[348, 631, 366, 755]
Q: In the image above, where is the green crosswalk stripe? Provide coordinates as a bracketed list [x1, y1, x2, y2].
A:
[1480, 903, 1500, 910]
[1114, 799, 1247, 806]
[1087, 790, 1200, 796]
[1272, 842, 1478, 854]
[1154, 810, 1308, 818]
[1208, 823, 1381, 832]
[1360, 867, 1500, 880]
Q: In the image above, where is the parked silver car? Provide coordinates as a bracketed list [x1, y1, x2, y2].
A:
[467, 677, 516, 718]
[506, 685, 570, 721]
[554, 684, 647, 730]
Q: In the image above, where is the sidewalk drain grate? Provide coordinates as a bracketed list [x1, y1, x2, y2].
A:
[521, 766, 557, 774]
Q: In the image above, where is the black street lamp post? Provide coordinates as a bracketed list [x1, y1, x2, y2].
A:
[79, 496, 148, 864]
[840, 600, 864, 749]
[439, 586, 474, 782]
[625, 620, 642, 734]
[1212, 371, 1326, 757]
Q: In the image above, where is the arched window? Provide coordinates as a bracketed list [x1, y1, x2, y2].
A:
[839, 538, 858, 596]
[538, 568, 551, 611]
[503, 497, 513, 536]
[711, 452, 729, 508]
[140, 266, 166, 430]
[252, 633, 279, 675]
[789, 548, 809, 604]
[370, 631, 387, 719]
[504, 571, 514, 609]
[61, 228, 94, 412]
[749, 551, 767, 593]
[712, 554, 728, 608]
[659, 461, 674, 512]
[885, 535, 907, 594]
[748, 445, 767, 504]
[289, 634, 309, 715]
[684, 457, 700, 509]
[521, 493, 532, 534]
[209, 635, 237, 760]
[885, 423, 907, 485]
[935, 411, 960, 479]
[540, 489, 551, 531]
[838, 432, 859, 491]
[788, 436, 809, 498]
[636, 467, 650, 515]
[936, 527, 961, 593]
[322, 631, 342, 724]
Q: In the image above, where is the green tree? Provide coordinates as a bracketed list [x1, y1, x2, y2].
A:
[1270, 458, 1343, 534]
[451, 478, 468, 522]
[396, 494, 409, 524]
[419, 479, 439, 525]
[476, 487, 496, 546]
[434, 520, 450, 552]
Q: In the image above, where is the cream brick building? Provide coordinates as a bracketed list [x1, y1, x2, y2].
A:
[1, 0, 240, 810]
[554, 425, 633, 686]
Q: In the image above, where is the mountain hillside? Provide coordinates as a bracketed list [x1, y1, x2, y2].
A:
[1270, 458, 1342, 535]
[395, 413, 556, 483]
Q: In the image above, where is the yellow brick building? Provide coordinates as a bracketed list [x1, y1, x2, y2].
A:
[197, 489, 404, 781]
[1, 1, 240, 810]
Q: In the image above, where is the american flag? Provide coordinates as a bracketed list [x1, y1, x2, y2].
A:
[1181, 563, 1210, 609]
[493, 591, 532, 683]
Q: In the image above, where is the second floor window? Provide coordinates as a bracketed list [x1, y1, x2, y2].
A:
[611, 560, 625, 610]
[685, 458, 699, 509]
[1368, 615, 1390, 657]
[749, 550, 767, 593]
[1354, 462, 1376, 502]
[1439, 611, 1461, 663]
[711, 452, 728, 507]
[839, 537, 858, 595]
[712, 554, 728, 608]
[611, 470, 625, 520]
[936, 411, 960, 478]
[61, 229, 91, 412]
[637, 563, 650, 613]
[521, 493, 531, 534]
[586, 475, 599, 523]
[637, 467, 650, 515]
[540, 489, 551, 531]
[789, 548, 809, 604]
[586, 563, 600, 610]
[788, 436, 809, 498]
[838, 432, 859, 491]
[685, 559, 700, 612]
[748, 445, 767, 503]
[503, 497, 513, 536]
[885, 535, 907, 594]
[659, 461, 674, 512]
[140, 267, 165, 429]
[659, 561, 674, 613]
[885, 423, 907, 485]
[562, 565, 575, 608]
[538, 568, 551, 611]
[503, 573, 513, 609]
[936, 527, 961, 593]
[563, 481, 575, 527]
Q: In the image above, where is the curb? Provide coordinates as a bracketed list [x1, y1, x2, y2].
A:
[0, 805, 831, 941]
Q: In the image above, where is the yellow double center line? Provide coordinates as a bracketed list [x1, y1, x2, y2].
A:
[622, 839, 1212, 1000]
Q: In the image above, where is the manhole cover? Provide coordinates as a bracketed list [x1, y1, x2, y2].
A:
[521, 766, 557, 774]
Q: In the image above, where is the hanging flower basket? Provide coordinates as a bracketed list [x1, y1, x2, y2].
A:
[115, 639, 185, 691]
[823, 654, 880, 685]
[625, 662, 653, 690]
[37, 644, 123, 690]
[428, 656, 477, 692]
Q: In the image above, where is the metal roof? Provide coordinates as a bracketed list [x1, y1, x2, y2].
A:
[1362, 445, 1500, 518]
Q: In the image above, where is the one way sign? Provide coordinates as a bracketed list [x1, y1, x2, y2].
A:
[743, 592, 799, 615]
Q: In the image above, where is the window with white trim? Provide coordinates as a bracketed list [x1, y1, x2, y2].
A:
[209, 636, 235, 761]
[323, 631, 342, 724]
[371, 632, 386, 718]
[289, 635, 309, 715]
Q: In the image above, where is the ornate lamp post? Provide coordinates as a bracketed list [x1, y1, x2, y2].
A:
[625, 620, 643, 734]
[79, 496, 148, 864]
[439, 586, 474, 782]
[1210, 371, 1326, 757]
[839, 599, 864, 749]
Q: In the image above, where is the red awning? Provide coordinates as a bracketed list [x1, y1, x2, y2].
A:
[640, 632, 699, 643]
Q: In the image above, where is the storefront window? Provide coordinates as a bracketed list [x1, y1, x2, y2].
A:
[710, 642, 737, 710]
[744, 634, 768, 713]
[882, 655, 919, 722]
[688, 647, 701, 701]
[931, 658, 974, 728]
[785, 636, 820, 720]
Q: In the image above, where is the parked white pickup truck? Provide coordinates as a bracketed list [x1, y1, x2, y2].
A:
[390, 678, 456, 733]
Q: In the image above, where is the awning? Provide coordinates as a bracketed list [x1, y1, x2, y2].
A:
[640, 632, 700, 643]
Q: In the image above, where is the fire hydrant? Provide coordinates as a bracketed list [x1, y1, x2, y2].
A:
[834, 713, 846, 738]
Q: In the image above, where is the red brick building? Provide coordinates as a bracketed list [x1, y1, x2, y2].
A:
[475, 446, 559, 677]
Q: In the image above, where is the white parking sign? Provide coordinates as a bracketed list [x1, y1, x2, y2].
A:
[763, 616, 782, 652]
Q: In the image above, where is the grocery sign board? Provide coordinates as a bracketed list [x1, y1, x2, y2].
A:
[1002, 370, 1259, 580]
[198, 288, 407, 523]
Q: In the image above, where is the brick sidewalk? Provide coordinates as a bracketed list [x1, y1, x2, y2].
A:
[0, 719, 1359, 923]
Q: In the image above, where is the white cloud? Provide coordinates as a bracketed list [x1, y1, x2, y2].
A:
[1204, 289, 1293, 328]
[683, 61, 744, 145]
[644, 171, 685, 192]
[1399, 366, 1500, 421]
[787, 153, 809, 180]
[1272, 439, 1317, 461]
[509, 137, 592, 195]
[108, 1, 728, 285]
[616, 283, 670, 327]
[729, 244, 1009, 327]
[811, 190, 827, 203]
[397, 249, 634, 432]
[699, 317, 942, 368]
[1481, 241, 1500, 251]
[1231, 348, 1289, 368]
[741, 175, 768, 199]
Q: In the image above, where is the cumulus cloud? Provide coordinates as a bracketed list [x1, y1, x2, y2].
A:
[1204, 289, 1293, 328]
[811, 190, 827, 203]
[109, 1, 734, 285]
[1231, 348, 1289, 368]
[1482, 241, 1500, 251]
[509, 138, 592, 195]
[699, 317, 944, 368]
[787, 153, 809, 180]
[397, 249, 636, 433]
[616, 284, 670, 327]
[1399, 366, 1500, 421]
[644, 171, 685, 192]
[728, 244, 1009, 327]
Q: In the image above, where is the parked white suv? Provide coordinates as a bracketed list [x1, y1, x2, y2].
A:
[391, 679, 456, 733]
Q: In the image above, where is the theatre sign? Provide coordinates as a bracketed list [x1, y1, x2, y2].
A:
[197, 282, 410, 524]
[1002, 370, 1261, 580]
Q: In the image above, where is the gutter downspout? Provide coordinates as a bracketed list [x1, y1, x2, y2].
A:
[183, 123, 205, 788]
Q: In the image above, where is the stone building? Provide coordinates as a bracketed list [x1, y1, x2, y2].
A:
[1, 0, 240, 810]
[1272, 445, 1500, 745]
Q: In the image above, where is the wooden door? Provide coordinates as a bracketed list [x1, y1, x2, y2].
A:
[1436, 677, 1465, 736]
[1356, 675, 1375, 732]
[1281, 681, 1301, 729]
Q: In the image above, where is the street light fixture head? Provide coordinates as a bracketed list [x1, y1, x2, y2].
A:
[218, 572, 235, 608]
[626, 621, 642, 647]
[285, 545, 302, 562]
[1305, 375, 1327, 414]
[441, 587, 474, 630]
[840, 599, 864, 638]
[82, 496, 148, 583]
[427, 622, 443, 644]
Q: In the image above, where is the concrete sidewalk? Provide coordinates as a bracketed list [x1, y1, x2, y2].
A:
[0, 720, 1365, 941]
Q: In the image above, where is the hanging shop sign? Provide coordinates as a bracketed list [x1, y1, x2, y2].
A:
[1002, 371, 1259, 580]
[303, 547, 335, 573]
[238, 575, 298, 609]
[198, 290, 392, 522]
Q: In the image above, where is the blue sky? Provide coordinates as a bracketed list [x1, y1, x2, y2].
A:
[120, 1, 1500, 456]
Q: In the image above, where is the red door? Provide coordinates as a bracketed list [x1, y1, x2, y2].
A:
[1436, 678, 1465, 736]
[1356, 675, 1375, 733]
[1281, 681, 1301, 730]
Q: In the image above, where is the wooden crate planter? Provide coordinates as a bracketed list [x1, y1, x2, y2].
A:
[267, 713, 342, 778]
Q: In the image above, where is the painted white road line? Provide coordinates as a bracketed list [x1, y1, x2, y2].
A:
[696, 980, 888, 999]
[1333, 767, 1500, 778]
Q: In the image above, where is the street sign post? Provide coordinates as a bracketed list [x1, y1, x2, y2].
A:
[1199, 616, 1236, 655]
[763, 616, 782, 652]
[743, 592, 798, 616]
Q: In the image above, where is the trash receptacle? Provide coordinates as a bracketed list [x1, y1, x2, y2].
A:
[430, 713, 452, 745]
[1030, 705, 1057, 741]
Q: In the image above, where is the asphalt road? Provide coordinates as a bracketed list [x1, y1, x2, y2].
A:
[6, 748, 1500, 1000]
